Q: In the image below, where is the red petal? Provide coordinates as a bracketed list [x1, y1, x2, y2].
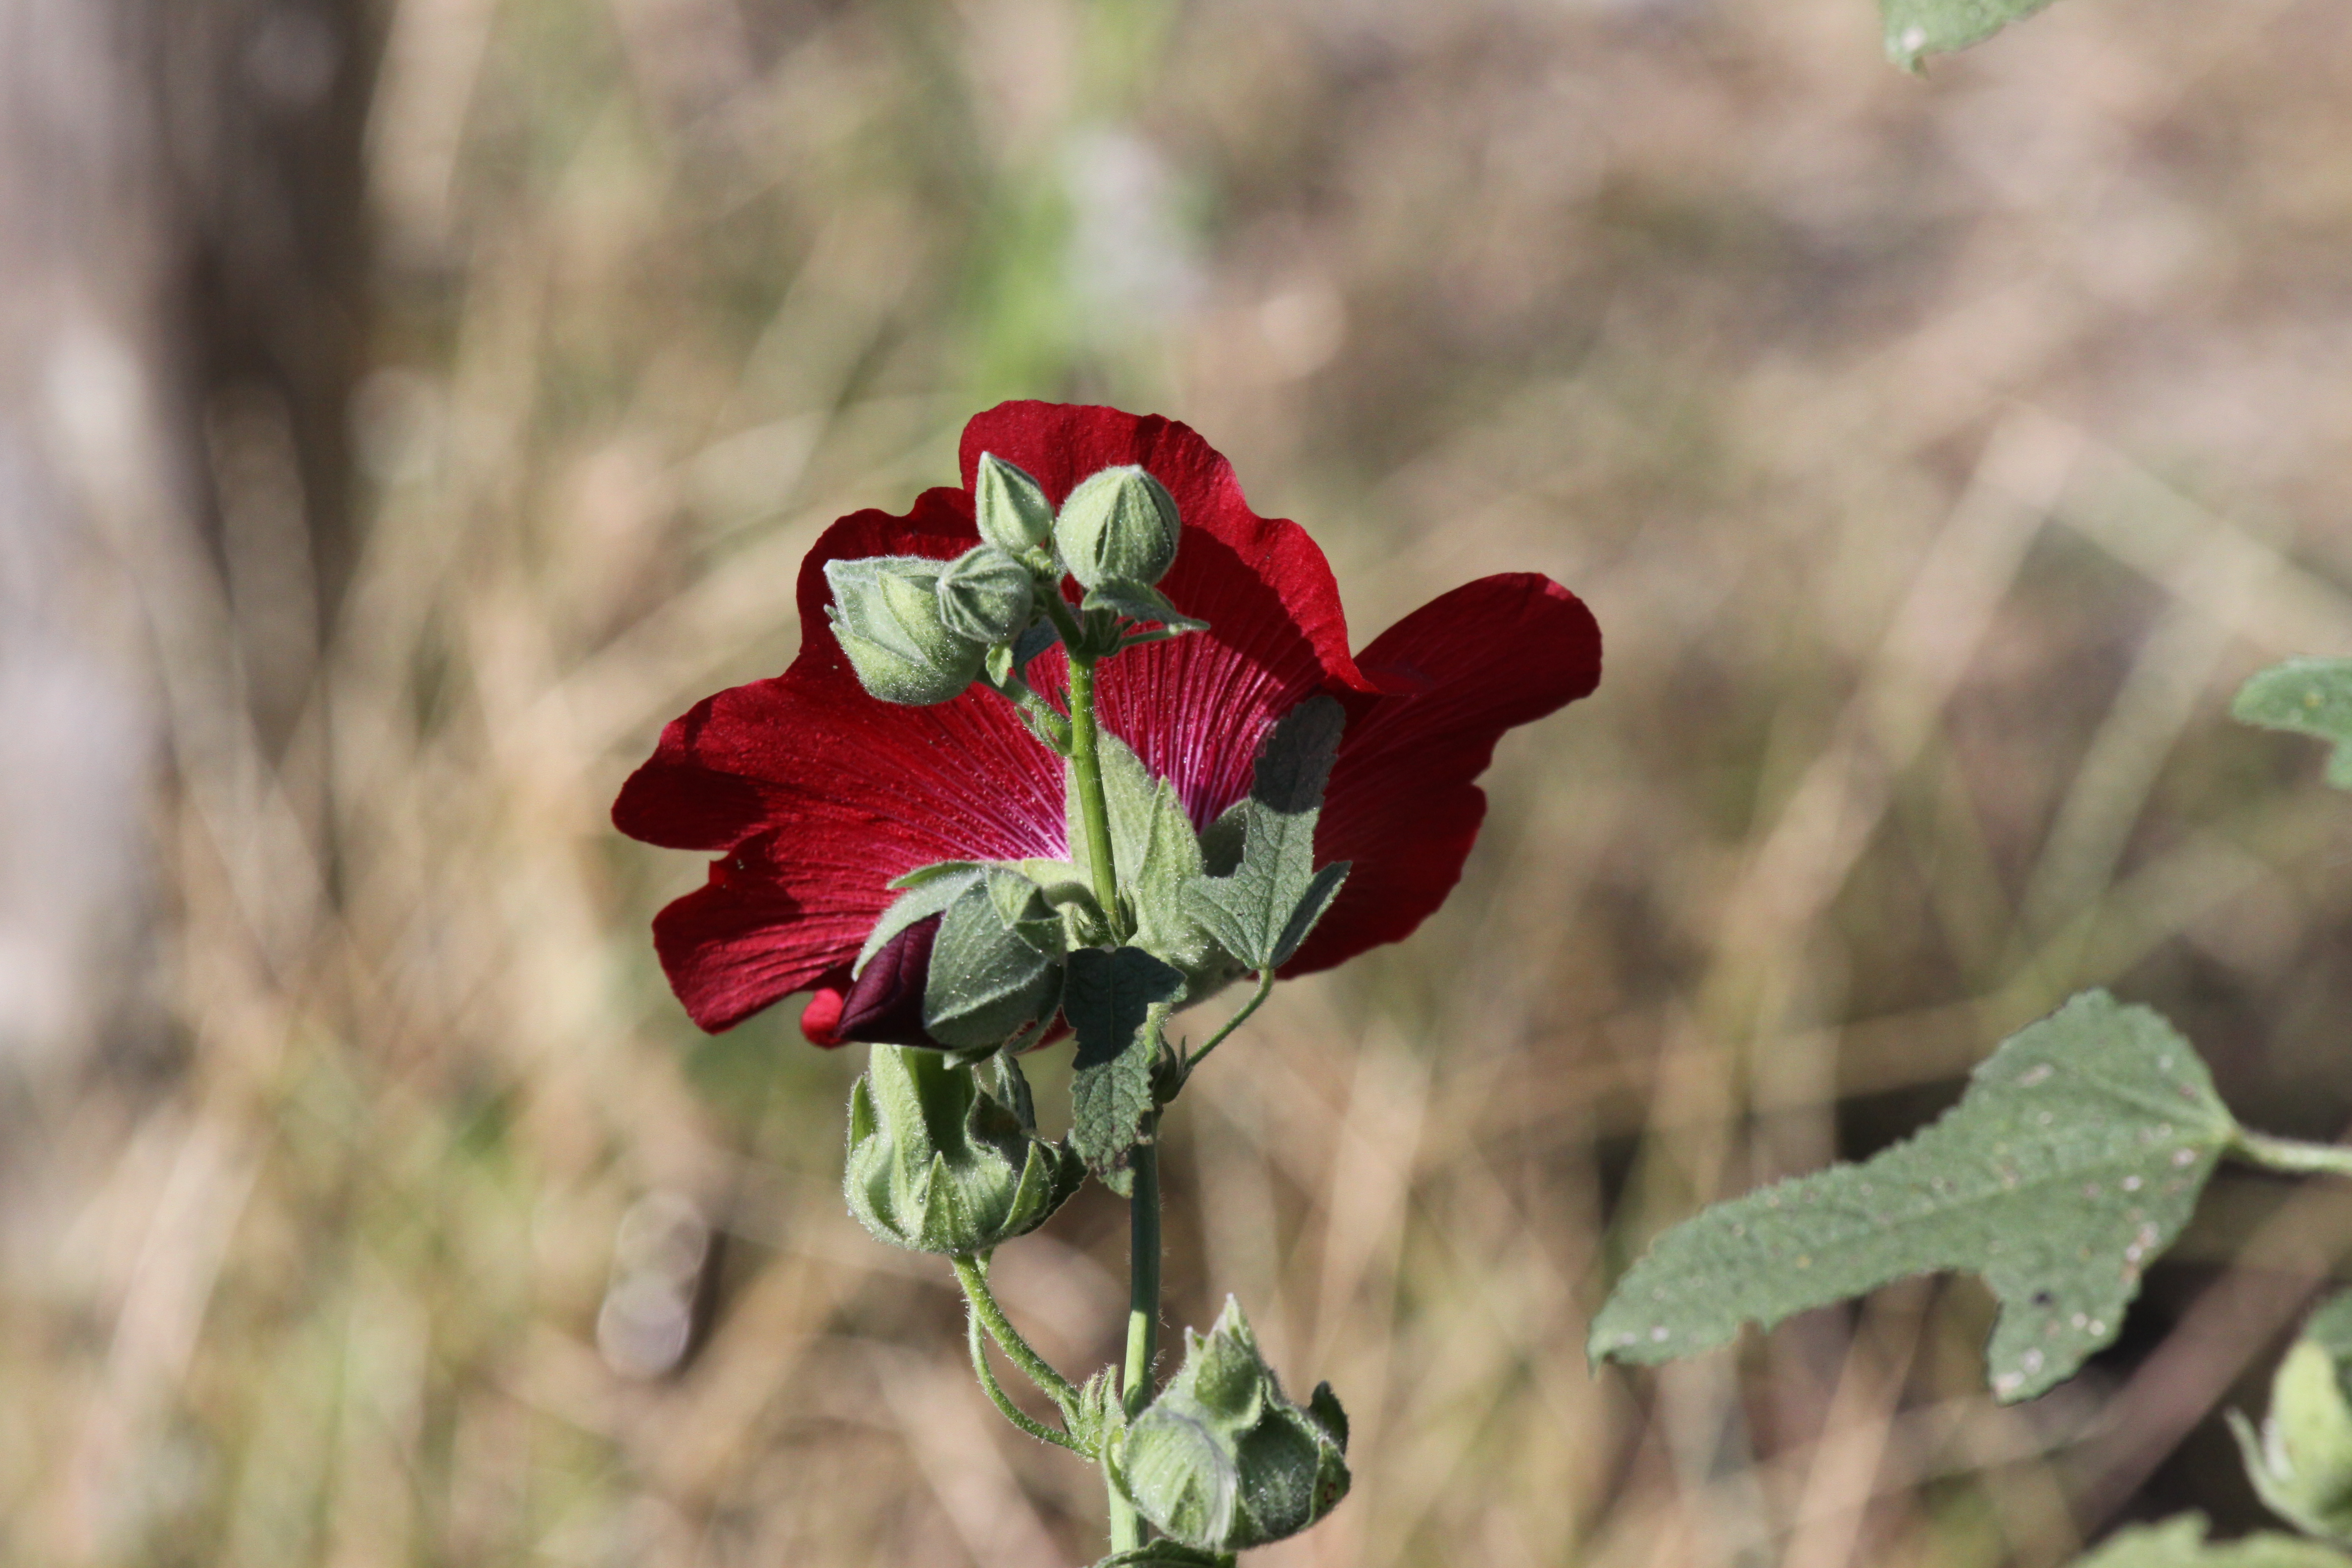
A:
[1282, 573, 1602, 976]
[618, 403, 1588, 1036]
[800, 972, 851, 1047]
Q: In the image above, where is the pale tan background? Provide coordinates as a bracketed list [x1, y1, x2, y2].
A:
[5, 0, 2352, 1562]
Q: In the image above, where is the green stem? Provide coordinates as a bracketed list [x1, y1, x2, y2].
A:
[983, 670, 1073, 754]
[2232, 1129, 2352, 1180]
[1051, 597, 1157, 1552]
[1184, 970, 1275, 1074]
[952, 1253, 1082, 1414]
[968, 1309, 1085, 1453]
[1109, 1126, 1163, 1553]
[1067, 655, 1125, 936]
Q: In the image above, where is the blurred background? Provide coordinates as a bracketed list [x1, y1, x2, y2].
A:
[4, 0, 2352, 1562]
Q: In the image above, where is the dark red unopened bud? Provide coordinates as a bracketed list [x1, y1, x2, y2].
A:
[833, 915, 945, 1047]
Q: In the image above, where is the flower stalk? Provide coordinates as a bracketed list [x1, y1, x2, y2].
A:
[1067, 654, 1126, 938]
[1060, 632, 1160, 1549]
[1113, 1128, 1163, 1553]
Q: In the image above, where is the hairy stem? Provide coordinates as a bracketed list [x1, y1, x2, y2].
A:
[967, 1309, 1085, 1453]
[1067, 656, 1125, 935]
[2232, 1129, 2352, 1181]
[1051, 631, 1154, 1548]
[952, 1253, 1082, 1414]
[1184, 970, 1275, 1074]
[1110, 1126, 1164, 1553]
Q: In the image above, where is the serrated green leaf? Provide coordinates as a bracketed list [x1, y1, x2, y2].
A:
[1067, 946, 1183, 1193]
[859, 865, 985, 973]
[1184, 698, 1348, 970]
[1881, 0, 2060, 70]
[2071, 1515, 2352, 1568]
[1268, 861, 1350, 970]
[1590, 990, 2237, 1402]
[2234, 659, 2352, 791]
[1082, 580, 1210, 634]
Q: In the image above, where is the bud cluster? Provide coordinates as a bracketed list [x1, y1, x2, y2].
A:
[824, 454, 1191, 710]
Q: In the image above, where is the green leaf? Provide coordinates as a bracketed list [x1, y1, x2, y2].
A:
[1881, 0, 2060, 71]
[1185, 698, 1350, 970]
[2234, 658, 2352, 791]
[2230, 1291, 2352, 1546]
[2071, 1515, 2352, 1568]
[859, 864, 984, 973]
[1067, 946, 1183, 1193]
[1082, 580, 1210, 634]
[1590, 990, 2237, 1402]
[1076, 731, 1228, 986]
[922, 870, 1065, 1050]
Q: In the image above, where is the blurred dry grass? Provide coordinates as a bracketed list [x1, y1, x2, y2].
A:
[9, 0, 2352, 1563]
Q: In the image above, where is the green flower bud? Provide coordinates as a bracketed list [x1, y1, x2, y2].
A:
[825, 556, 986, 705]
[844, 1045, 1084, 1254]
[935, 546, 1037, 645]
[2234, 1293, 2352, 1544]
[1053, 464, 1180, 590]
[923, 868, 1066, 1051]
[975, 452, 1055, 553]
[1109, 1297, 1350, 1553]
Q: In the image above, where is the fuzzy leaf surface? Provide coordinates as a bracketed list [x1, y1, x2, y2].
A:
[1591, 990, 2236, 1402]
[1881, 0, 2060, 70]
[1067, 946, 1183, 1192]
[858, 865, 983, 973]
[921, 870, 1063, 1049]
[2234, 659, 2352, 790]
[2071, 1515, 2352, 1567]
[1185, 698, 1349, 970]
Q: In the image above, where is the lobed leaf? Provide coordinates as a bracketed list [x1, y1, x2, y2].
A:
[1591, 990, 2237, 1402]
[2234, 658, 2352, 791]
[1185, 698, 1350, 971]
[1067, 946, 1184, 1194]
[1881, 0, 2061, 71]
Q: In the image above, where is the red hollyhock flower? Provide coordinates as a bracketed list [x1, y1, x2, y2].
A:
[613, 401, 1601, 1042]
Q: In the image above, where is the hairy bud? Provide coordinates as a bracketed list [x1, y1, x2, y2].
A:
[844, 1046, 1084, 1254]
[1110, 1297, 1351, 1552]
[935, 546, 1038, 645]
[825, 556, 986, 705]
[1053, 465, 1180, 590]
[974, 452, 1056, 553]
